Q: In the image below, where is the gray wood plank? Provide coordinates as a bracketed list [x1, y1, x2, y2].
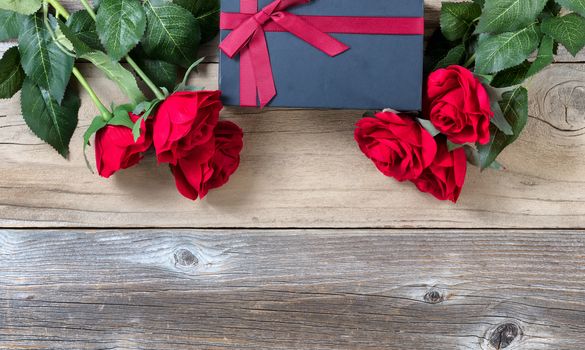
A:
[1, 229, 585, 349]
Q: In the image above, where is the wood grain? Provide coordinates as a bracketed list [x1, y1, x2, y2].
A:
[2, 229, 585, 349]
[1, 1, 585, 228]
[1, 63, 585, 228]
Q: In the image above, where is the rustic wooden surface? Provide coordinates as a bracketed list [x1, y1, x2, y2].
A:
[2, 229, 585, 349]
[1, 1, 585, 228]
[2, 1, 585, 349]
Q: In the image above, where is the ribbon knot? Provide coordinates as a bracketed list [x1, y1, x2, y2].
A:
[219, 0, 350, 107]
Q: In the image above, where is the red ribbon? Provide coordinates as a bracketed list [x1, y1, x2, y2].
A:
[219, 0, 424, 107]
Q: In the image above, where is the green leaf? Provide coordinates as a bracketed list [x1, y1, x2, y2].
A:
[83, 115, 108, 172]
[20, 78, 80, 158]
[491, 35, 555, 87]
[424, 29, 459, 75]
[0, 0, 40, 15]
[173, 0, 219, 43]
[475, 23, 541, 74]
[434, 44, 466, 70]
[481, 82, 514, 135]
[540, 0, 562, 20]
[526, 35, 554, 77]
[491, 61, 531, 87]
[0, 46, 24, 98]
[18, 15, 74, 104]
[96, 0, 146, 60]
[476, 0, 547, 34]
[447, 140, 465, 151]
[108, 104, 136, 129]
[132, 98, 161, 141]
[132, 47, 178, 90]
[541, 13, 585, 56]
[477, 86, 528, 169]
[440, 2, 482, 41]
[57, 17, 92, 56]
[555, 0, 585, 17]
[83, 115, 108, 147]
[66, 10, 102, 52]
[465, 145, 506, 170]
[417, 118, 441, 137]
[0, 9, 25, 41]
[142, 0, 200, 68]
[82, 51, 146, 104]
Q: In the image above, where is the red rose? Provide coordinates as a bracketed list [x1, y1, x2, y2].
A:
[355, 111, 437, 182]
[426, 65, 493, 145]
[171, 121, 244, 200]
[153, 90, 222, 165]
[95, 113, 152, 178]
[412, 140, 467, 203]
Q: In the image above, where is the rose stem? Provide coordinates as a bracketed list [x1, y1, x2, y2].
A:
[45, 0, 113, 121]
[73, 67, 113, 121]
[464, 54, 476, 68]
[78, 0, 166, 100]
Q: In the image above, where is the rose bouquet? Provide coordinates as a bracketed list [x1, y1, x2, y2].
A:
[0, 0, 243, 200]
[356, 0, 585, 203]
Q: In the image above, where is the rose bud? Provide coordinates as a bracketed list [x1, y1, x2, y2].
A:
[153, 90, 222, 165]
[171, 121, 244, 201]
[95, 113, 152, 178]
[355, 111, 437, 182]
[425, 65, 493, 145]
[412, 139, 467, 203]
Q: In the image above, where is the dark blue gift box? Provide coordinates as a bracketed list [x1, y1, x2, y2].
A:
[219, 0, 424, 110]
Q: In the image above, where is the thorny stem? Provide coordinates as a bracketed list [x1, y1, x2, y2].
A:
[78, 0, 166, 99]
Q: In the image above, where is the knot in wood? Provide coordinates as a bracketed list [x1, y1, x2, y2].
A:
[174, 248, 198, 267]
[489, 323, 520, 349]
[423, 290, 444, 304]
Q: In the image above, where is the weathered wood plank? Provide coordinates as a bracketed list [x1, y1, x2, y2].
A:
[1, 63, 585, 228]
[1, 229, 585, 349]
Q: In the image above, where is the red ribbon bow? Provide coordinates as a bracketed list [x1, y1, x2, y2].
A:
[219, 0, 350, 107]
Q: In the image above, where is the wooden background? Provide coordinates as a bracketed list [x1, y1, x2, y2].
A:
[1, 1, 585, 349]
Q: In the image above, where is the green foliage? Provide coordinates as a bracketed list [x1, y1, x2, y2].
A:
[18, 15, 74, 104]
[83, 116, 108, 148]
[541, 13, 585, 56]
[20, 78, 80, 158]
[491, 61, 531, 88]
[81, 51, 146, 105]
[440, 2, 481, 41]
[96, 0, 146, 60]
[476, 0, 547, 34]
[477, 87, 528, 169]
[0, 9, 25, 41]
[173, 0, 219, 43]
[0, 46, 24, 99]
[434, 44, 466, 70]
[0, 0, 41, 15]
[475, 24, 541, 74]
[555, 0, 585, 17]
[527, 35, 555, 76]
[132, 46, 179, 90]
[66, 10, 102, 52]
[142, 0, 201, 68]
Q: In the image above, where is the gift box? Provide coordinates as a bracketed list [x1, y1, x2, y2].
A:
[219, 0, 424, 110]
